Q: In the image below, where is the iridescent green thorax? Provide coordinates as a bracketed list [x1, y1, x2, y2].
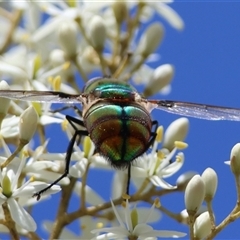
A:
[83, 77, 136, 100]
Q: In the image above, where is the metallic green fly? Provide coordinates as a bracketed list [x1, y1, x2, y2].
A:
[1, 77, 240, 200]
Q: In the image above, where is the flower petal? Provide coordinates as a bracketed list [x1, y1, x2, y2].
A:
[131, 166, 148, 178]
[91, 226, 129, 237]
[69, 158, 88, 178]
[133, 223, 153, 235]
[139, 230, 186, 238]
[150, 175, 176, 189]
[91, 232, 124, 240]
[74, 182, 105, 205]
[14, 182, 61, 198]
[8, 198, 37, 231]
[154, 3, 184, 30]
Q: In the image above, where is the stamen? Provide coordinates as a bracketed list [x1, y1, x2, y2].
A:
[63, 61, 71, 70]
[53, 76, 61, 91]
[96, 222, 104, 229]
[30, 176, 35, 182]
[156, 126, 164, 143]
[157, 150, 165, 160]
[174, 141, 188, 150]
[176, 153, 184, 162]
[61, 119, 68, 131]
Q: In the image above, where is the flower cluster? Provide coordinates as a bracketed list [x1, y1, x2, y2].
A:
[1, 1, 236, 240]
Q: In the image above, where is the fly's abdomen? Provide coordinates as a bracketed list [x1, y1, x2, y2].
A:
[84, 102, 152, 168]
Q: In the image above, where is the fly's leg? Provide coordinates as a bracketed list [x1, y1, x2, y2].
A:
[147, 120, 158, 148]
[33, 115, 88, 201]
[66, 114, 87, 145]
[126, 164, 131, 195]
[50, 105, 83, 117]
[51, 106, 83, 145]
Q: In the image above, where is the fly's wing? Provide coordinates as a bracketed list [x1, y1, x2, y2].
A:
[148, 100, 240, 121]
[0, 90, 82, 104]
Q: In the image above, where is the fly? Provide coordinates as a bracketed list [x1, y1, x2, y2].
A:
[1, 77, 240, 200]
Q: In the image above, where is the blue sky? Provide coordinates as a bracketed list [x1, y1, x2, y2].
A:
[13, 2, 240, 239]
[151, 2, 240, 238]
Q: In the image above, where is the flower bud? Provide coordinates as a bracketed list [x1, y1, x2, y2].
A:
[33, 55, 41, 79]
[184, 175, 205, 215]
[112, 1, 128, 25]
[154, 3, 184, 30]
[180, 206, 208, 225]
[138, 22, 164, 58]
[79, 46, 100, 73]
[201, 168, 218, 200]
[0, 80, 11, 118]
[49, 49, 65, 67]
[194, 212, 211, 239]
[2, 175, 12, 197]
[179, 209, 189, 225]
[230, 143, 240, 175]
[58, 21, 78, 58]
[163, 118, 189, 151]
[19, 106, 39, 143]
[143, 64, 174, 97]
[176, 171, 198, 191]
[89, 15, 106, 52]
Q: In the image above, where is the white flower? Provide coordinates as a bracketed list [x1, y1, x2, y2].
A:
[31, 2, 110, 43]
[0, 156, 61, 231]
[106, 1, 184, 31]
[133, 147, 184, 190]
[43, 216, 109, 239]
[0, 116, 19, 138]
[0, 205, 29, 235]
[0, 1, 188, 237]
[24, 141, 70, 186]
[131, 126, 186, 191]
[91, 199, 186, 239]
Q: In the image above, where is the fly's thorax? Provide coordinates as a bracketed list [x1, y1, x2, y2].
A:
[81, 77, 142, 119]
[83, 77, 137, 100]
[83, 100, 153, 168]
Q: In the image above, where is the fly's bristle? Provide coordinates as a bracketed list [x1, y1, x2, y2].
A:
[100, 154, 132, 170]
